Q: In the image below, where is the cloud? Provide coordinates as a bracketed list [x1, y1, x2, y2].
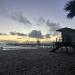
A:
[10, 32, 16, 35]
[10, 32, 27, 36]
[46, 19, 61, 33]
[28, 30, 43, 38]
[10, 12, 32, 25]
[34, 17, 61, 31]
[35, 16, 45, 25]
[0, 0, 61, 35]
[0, 8, 32, 26]
[16, 32, 27, 36]
[34, 17, 61, 35]
[0, 3, 61, 35]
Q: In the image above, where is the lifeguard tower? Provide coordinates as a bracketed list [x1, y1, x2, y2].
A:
[51, 27, 75, 54]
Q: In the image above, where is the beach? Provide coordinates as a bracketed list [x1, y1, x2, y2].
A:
[0, 48, 75, 75]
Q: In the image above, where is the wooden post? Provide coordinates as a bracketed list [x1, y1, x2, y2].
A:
[65, 44, 69, 54]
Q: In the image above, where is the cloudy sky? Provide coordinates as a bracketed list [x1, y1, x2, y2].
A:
[0, 0, 75, 35]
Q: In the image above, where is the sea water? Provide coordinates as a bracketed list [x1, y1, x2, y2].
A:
[0, 42, 53, 50]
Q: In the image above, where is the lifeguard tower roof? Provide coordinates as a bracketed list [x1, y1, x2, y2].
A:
[56, 27, 75, 32]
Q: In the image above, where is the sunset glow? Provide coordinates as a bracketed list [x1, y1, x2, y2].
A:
[0, 34, 61, 43]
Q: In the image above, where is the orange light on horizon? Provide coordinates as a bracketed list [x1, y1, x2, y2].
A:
[0, 34, 61, 43]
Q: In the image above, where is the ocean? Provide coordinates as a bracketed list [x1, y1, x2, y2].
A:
[0, 42, 53, 50]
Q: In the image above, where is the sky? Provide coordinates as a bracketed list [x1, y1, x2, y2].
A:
[0, 0, 75, 35]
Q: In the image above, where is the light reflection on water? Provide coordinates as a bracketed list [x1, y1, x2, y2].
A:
[0, 42, 53, 50]
[3, 46, 38, 50]
[3, 46, 52, 50]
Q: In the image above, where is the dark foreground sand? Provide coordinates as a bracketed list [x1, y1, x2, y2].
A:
[0, 48, 75, 75]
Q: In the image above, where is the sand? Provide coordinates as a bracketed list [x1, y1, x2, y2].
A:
[0, 48, 75, 75]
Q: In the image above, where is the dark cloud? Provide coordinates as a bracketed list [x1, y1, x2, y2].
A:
[35, 17, 61, 34]
[10, 32, 16, 35]
[10, 32, 27, 36]
[36, 17, 45, 25]
[28, 30, 43, 38]
[0, 3, 61, 35]
[38, 17, 45, 23]
[0, 6, 32, 26]
[16, 32, 27, 36]
[46, 19, 61, 33]
[11, 12, 31, 25]
[0, 0, 61, 35]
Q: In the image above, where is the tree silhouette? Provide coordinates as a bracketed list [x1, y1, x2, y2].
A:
[64, 0, 75, 18]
